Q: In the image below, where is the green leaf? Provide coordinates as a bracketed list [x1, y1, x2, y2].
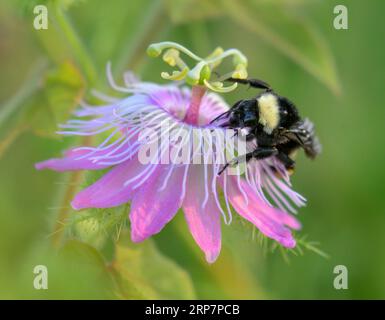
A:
[12, 240, 115, 299]
[60, 239, 108, 267]
[221, 0, 341, 95]
[44, 61, 85, 120]
[54, 240, 116, 298]
[0, 60, 47, 130]
[26, 61, 85, 138]
[0, 60, 49, 158]
[111, 231, 196, 299]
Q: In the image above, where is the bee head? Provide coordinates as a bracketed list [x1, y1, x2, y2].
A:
[229, 99, 259, 127]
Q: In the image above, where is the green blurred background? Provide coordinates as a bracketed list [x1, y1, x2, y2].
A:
[0, 0, 384, 299]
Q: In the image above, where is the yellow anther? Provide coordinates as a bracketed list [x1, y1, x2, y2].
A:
[232, 52, 248, 66]
[232, 64, 248, 79]
[161, 67, 189, 81]
[206, 47, 224, 69]
[163, 49, 180, 67]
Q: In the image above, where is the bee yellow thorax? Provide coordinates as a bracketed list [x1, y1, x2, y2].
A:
[258, 93, 280, 134]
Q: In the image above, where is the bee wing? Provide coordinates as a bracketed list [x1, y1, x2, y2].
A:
[300, 118, 322, 158]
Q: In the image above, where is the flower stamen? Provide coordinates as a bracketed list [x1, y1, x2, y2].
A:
[147, 41, 248, 93]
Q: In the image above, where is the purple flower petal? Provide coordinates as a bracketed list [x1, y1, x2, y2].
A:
[240, 177, 301, 230]
[71, 157, 143, 210]
[225, 176, 298, 248]
[35, 148, 108, 171]
[129, 165, 185, 242]
[183, 165, 222, 263]
[35, 144, 131, 172]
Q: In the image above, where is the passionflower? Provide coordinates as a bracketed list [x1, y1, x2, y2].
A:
[36, 42, 306, 263]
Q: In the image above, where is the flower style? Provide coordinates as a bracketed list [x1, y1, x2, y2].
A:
[36, 43, 306, 263]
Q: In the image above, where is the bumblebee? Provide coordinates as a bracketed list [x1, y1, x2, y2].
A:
[211, 78, 321, 174]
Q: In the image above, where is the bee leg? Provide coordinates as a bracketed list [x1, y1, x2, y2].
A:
[217, 162, 232, 175]
[231, 129, 239, 138]
[226, 78, 272, 91]
[209, 110, 231, 124]
[276, 151, 295, 171]
[218, 147, 278, 175]
[251, 146, 279, 160]
[218, 155, 246, 175]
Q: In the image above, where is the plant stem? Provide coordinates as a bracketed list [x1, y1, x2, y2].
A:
[0, 60, 47, 128]
[115, 0, 166, 73]
[0, 124, 28, 158]
[51, 170, 83, 247]
[183, 85, 206, 125]
[54, 4, 98, 84]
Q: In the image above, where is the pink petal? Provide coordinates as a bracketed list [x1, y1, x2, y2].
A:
[129, 165, 185, 242]
[35, 148, 108, 171]
[35, 136, 138, 172]
[241, 180, 301, 231]
[182, 165, 222, 263]
[71, 157, 143, 210]
[35, 146, 127, 171]
[225, 176, 299, 248]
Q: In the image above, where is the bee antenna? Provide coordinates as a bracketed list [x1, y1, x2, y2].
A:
[226, 77, 272, 91]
